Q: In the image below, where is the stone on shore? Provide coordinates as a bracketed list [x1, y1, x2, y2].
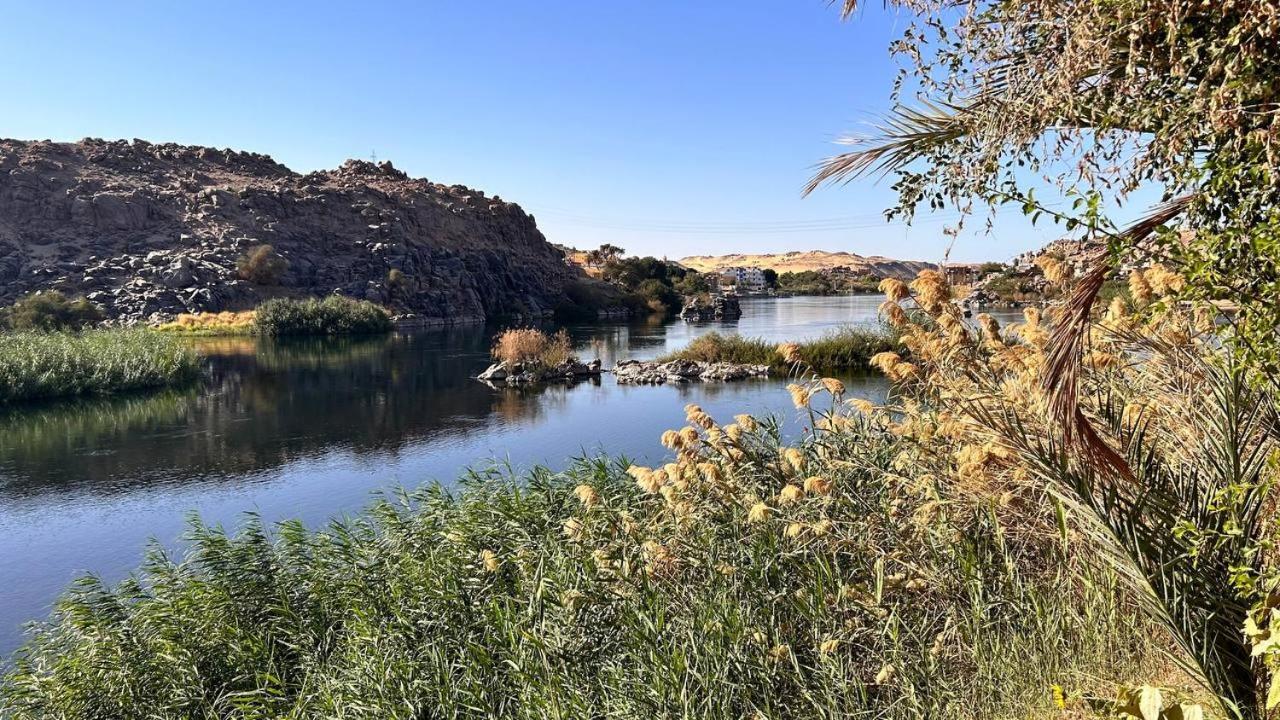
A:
[612, 359, 769, 385]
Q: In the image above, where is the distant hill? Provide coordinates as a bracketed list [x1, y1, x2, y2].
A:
[678, 250, 937, 279]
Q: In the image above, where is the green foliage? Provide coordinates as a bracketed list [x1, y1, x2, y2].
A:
[254, 296, 392, 336]
[0, 330, 199, 403]
[236, 244, 289, 285]
[2, 292, 104, 332]
[556, 279, 647, 321]
[776, 271, 879, 296]
[0, 421, 1157, 718]
[598, 256, 696, 313]
[660, 328, 897, 373]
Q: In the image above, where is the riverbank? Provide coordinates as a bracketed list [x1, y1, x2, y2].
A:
[0, 330, 199, 403]
[0, 400, 1156, 717]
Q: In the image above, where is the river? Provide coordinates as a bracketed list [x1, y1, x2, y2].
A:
[0, 295, 1024, 654]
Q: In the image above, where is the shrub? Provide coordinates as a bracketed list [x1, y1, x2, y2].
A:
[491, 328, 573, 367]
[2, 291, 103, 331]
[0, 329, 199, 403]
[236, 244, 289, 285]
[386, 269, 409, 294]
[254, 296, 392, 336]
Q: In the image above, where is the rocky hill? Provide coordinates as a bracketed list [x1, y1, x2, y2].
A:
[0, 138, 584, 324]
[678, 250, 936, 278]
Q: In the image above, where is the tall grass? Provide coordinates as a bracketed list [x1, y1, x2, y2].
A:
[154, 311, 257, 336]
[255, 296, 392, 336]
[660, 327, 897, 372]
[0, 408, 1158, 718]
[0, 330, 199, 403]
[491, 328, 574, 367]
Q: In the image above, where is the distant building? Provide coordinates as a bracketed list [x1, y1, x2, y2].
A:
[944, 264, 982, 286]
[719, 266, 767, 293]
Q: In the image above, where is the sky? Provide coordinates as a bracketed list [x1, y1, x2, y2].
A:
[0, 1, 1139, 263]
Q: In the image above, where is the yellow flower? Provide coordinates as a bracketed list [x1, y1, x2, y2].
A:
[1051, 684, 1066, 710]
[777, 342, 803, 364]
[562, 518, 584, 540]
[1035, 256, 1070, 285]
[803, 476, 833, 495]
[478, 549, 500, 573]
[869, 351, 902, 375]
[874, 663, 896, 684]
[977, 313, 1002, 344]
[782, 447, 805, 473]
[879, 277, 910, 301]
[878, 299, 909, 327]
[848, 398, 876, 416]
[1129, 269, 1154, 307]
[560, 589, 585, 610]
[786, 383, 812, 408]
[818, 638, 840, 655]
[748, 502, 774, 523]
[573, 484, 599, 508]
[820, 377, 845, 397]
[778, 484, 804, 505]
[690, 411, 715, 430]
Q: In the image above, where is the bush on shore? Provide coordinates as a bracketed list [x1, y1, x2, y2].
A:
[0, 330, 199, 403]
[491, 327, 573, 367]
[659, 327, 897, 373]
[1, 292, 104, 332]
[254, 296, 393, 336]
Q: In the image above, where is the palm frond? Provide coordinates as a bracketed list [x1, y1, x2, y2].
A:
[803, 100, 973, 195]
[973, 347, 1270, 720]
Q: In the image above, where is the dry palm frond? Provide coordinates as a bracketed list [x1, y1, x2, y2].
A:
[1042, 194, 1196, 479]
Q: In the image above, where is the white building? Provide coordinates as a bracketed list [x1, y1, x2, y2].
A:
[719, 266, 768, 293]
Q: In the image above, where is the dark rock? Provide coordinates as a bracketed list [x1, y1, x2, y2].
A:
[0, 138, 585, 324]
[679, 294, 742, 322]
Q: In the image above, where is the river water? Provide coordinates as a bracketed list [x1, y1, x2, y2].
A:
[0, 295, 1023, 654]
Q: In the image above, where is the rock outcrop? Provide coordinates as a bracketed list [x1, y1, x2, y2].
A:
[0, 138, 584, 324]
[679, 294, 742, 322]
[612, 359, 770, 385]
[477, 358, 603, 386]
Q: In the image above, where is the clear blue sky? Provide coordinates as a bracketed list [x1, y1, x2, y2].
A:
[1, 1, 1120, 262]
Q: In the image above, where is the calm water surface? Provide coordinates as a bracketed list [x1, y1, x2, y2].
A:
[0, 295, 1023, 653]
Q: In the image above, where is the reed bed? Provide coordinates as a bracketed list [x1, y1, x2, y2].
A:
[254, 296, 393, 336]
[0, 330, 199, 403]
[0, 403, 1157, 718]
[659, 327, 897, 373]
